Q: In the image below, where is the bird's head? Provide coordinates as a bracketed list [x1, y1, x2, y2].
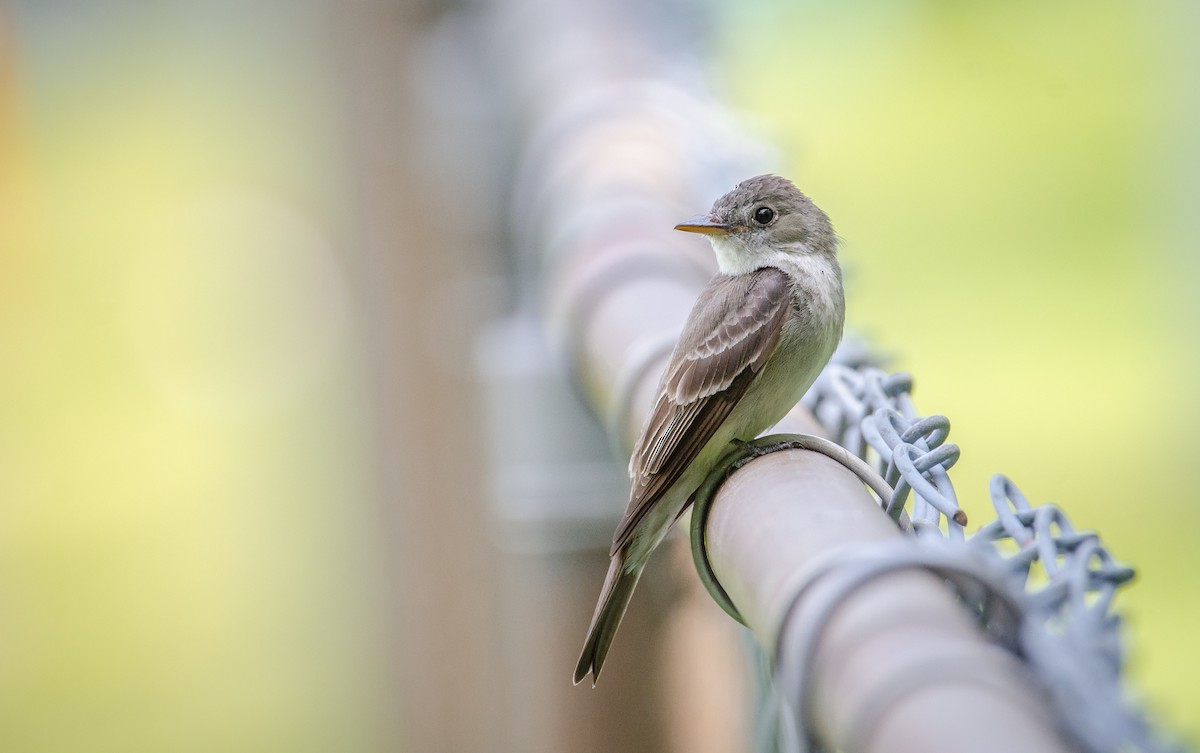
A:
[675, 174, 837, 276]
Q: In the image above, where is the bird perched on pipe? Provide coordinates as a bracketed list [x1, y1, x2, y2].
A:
[574, 174, 846, 685]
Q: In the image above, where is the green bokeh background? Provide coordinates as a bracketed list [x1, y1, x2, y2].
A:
[1, 4, 390, 752]
[721, 0, 1200, 740]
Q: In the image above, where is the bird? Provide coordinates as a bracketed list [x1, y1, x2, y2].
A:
[574, 174, 846, 685]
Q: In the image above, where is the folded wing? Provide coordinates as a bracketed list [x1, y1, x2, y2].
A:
[611, 266, 791, 554]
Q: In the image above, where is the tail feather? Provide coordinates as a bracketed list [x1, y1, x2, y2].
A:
[573, 555, 642, 686]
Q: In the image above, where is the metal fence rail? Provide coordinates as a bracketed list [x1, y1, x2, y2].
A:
[685, 340, 1184, 753]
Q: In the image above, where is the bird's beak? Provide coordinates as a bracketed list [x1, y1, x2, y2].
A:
[674, 214, 732, 236]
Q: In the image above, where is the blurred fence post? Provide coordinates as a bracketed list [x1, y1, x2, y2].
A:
[328, 2, 506, 751]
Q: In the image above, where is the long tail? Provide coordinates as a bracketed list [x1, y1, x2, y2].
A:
[573, 554, 642, 686]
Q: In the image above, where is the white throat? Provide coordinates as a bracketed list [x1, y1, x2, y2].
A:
[710, 235, 821, 277]
[709, 235, 763, 276]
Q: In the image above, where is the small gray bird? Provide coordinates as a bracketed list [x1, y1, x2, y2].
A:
[574, 175, 846, 685]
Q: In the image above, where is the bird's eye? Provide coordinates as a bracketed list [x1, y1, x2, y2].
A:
[752, 206, 776, 225]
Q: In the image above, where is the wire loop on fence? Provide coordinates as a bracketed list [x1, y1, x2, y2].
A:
[689, 432, 895, 626]
[770, 540, 1031, 753]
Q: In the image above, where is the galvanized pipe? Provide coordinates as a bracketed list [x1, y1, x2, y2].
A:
[703, 449, 1075, 753]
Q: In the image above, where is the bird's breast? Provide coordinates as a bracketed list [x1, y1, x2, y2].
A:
[725, 312, 840, 441]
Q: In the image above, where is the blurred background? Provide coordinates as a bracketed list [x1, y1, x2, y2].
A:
[0, 0, 1196, 752]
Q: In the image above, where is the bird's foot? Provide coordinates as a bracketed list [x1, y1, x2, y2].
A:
[731, 438, 772, 457]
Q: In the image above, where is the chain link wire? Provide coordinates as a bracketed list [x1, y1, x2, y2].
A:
[733, 337, 1187, 753]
